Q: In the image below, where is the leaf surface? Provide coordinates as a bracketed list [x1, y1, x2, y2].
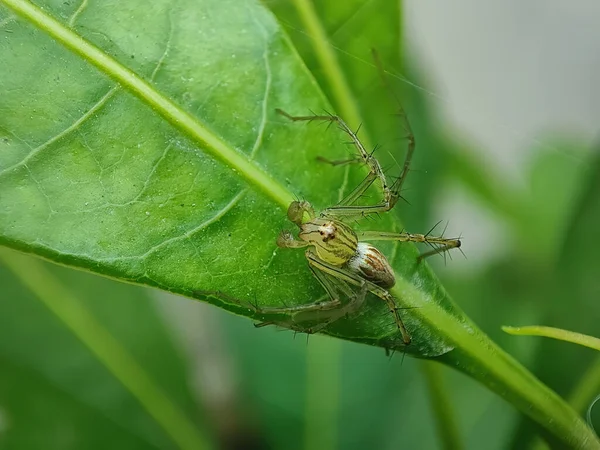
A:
[0, 0, 458, 357]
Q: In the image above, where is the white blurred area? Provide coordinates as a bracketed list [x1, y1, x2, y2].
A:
[405, 0, 600, 267]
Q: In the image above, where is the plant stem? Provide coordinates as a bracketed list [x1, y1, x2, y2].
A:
[503, 326, 600, 352]
[421, 361, 464, 450]
[389, 278, 600, 450]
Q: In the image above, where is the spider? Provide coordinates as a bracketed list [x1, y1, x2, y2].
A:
[246, 108, 461, 346]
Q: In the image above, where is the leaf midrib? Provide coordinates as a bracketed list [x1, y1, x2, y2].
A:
[1, 0, 293, 210]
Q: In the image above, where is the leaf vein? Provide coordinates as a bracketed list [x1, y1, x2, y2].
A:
[150, 10, 173, 81]
[26, 166, 55, 218]
[1, 0, 293, 207]
[250, 38, 272, 160]
[128, 143, 172, 205]
[99, 189, 247, 262]
[68, 0, 87, 28]
[0, 86, 119, 177]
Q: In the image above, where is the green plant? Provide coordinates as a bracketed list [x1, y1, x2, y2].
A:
[1, 0, 598, 449]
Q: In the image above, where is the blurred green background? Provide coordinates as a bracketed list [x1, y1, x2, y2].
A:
[1, 0, 599, 449]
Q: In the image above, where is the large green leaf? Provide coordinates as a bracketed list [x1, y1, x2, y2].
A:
[0, 0, 453, 356]
[0, 0, 599, 447]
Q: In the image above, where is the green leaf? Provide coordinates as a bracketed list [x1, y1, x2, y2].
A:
[0, 0, 451, 356]
[0, 0, 599, 448]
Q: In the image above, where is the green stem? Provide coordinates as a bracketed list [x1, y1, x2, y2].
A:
[570, 356, 600, 414]
[528, 356, 600, 450]
[503, 326, 600, 352]
[388, 279, 600, 450]
[0, 249, 212, 450]
[421, 361, 463, 450]
[304, 336, 341, 450]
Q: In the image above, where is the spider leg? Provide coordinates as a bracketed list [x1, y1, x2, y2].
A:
[277, 230, 310, 249]
[371, 49, 415, 199]
[357, 230, 461, 260]
[316, 156, 362, 166]
[248, 252, 364, 332]
[195, 289, 341, 319]
[278, 103, 414, 218]
[254, 274, 368, 334]
[277, 108, 397, 214]
[306, 251, 412, 345]
[264, 281, 369, 335]
[251, 296, 341, 316]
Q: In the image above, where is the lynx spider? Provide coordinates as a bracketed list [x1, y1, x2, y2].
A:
[247, 100, 461, 346]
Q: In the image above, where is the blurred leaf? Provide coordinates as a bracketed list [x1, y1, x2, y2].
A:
[519, 145, 589, 265]
[0, 357, 151, 450]
[442, 139, 525, 225]
[0, 253, 207, 449]
[221, 318, 443, 450]
[510, 148, 600, 448]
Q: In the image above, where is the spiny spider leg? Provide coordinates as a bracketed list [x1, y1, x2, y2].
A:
[357, 230, 461, 261]
[311, 262, 357, 300]
[276, 108, 396, 214]
[417, 243, 461, 262]
[252, 265, 365, 331]
[306, 251, 411, 345]
[322, 51, 418, 216]
[254, 283, 370, 335]
[316, 156, 362, 166]
[336, 173, 379, 208]
[195, 289, 342, 318]
[251, 296, 342, 318]
[248, 246, 359, 330]
[371, 48, 415, 198]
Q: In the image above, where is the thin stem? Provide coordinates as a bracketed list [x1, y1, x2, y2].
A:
[503, 326, 600, 352]
[387, 279, 600, 450]
[421, 361, 464, 450]
[570, 356, 600, 414]
[304, 337, 341, 450]
[528, 351, 600, 450]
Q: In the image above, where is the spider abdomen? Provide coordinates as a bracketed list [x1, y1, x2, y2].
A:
[346, 242, 396, 288]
